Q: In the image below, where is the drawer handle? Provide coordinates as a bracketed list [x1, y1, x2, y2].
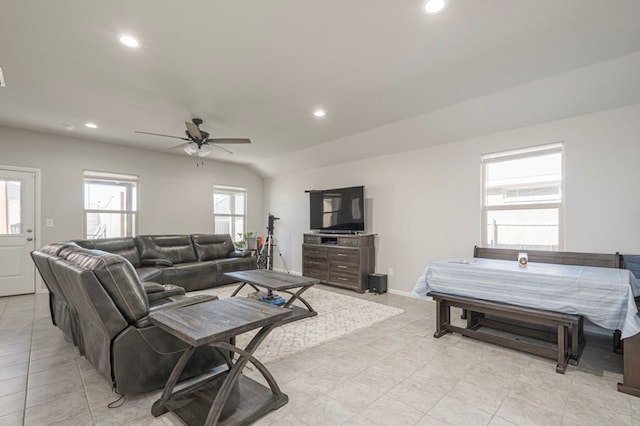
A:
[310, 261, 319, 265]
[337, 277, 348, 281]
[337, 265, 348, 269]
[337, 254, 347, 257]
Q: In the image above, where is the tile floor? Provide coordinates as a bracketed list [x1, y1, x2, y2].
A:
[1, 285, 639, 425]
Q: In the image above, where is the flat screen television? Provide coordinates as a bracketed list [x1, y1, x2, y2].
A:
[309, 185, 365, 233]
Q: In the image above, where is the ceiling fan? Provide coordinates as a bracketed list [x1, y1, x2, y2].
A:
[135, 118, 251, 157]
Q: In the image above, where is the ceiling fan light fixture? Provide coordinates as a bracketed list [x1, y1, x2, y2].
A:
[198, 145, 212, 157]
[183, 144, 198, 155]
[422, 0, 448, 15]
[119, 34, 140, 48]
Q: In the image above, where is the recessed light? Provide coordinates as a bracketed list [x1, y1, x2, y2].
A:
[422, 0, 449, 15]
[62, 123, 75, 131]
[84, 123, 98, 129]
[119, 34, 140, 48]
[313, 109, 326, 118]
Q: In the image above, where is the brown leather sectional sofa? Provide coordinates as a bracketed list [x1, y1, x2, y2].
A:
[31, 234, 256, 395]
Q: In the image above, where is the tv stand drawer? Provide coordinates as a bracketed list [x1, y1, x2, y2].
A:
[302, 233, 375, 293]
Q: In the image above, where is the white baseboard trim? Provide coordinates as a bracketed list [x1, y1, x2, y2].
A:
[388, 288, 414, 298]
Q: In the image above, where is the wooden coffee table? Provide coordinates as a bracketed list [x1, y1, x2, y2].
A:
[225, 270, 319, 324]
[149, 297, 292, 425]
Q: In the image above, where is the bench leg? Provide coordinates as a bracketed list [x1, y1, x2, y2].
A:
[434, 299, 450, 338]
[569, 317, 585, 365]
[556, 324, 569, 374]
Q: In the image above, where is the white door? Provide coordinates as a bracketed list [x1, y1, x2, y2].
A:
[0, 169, 36, 296]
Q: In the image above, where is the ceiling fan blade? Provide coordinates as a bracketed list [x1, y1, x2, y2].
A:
[209, 144, 234, 155]
[135, 131, 189, 141]
[206, 138, 251, 144]
[168, 142, 192, 150]
[185, 121, 203, 140]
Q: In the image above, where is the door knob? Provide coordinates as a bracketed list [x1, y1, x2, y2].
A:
[26, 237, 33, 241]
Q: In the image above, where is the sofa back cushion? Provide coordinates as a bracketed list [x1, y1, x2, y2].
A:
[190, 234, 234, 261]
[61, 247, 149, 323]
[136, 235, 197, 264]
[73, 237, 141, 267]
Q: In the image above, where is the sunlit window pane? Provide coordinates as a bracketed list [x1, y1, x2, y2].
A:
[83, 171, 138, 239]
[0, 180, 22, 235]
[482, 144, 563, 250]
[213, 186, 247, 242]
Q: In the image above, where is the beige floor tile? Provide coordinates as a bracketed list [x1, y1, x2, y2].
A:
[0, 410, 23, 425]
[0, 391, 25, 418]
[290, 394, 356, 425]
[428, 394, 493, 426]
[0, 350, 29, 369]
[386, 377, 445, 414]
[495, 396, 562, 426]
[0, 362, 28, 381]
[0, 375, 26, 398]
[359, 394, 424, 426]
[449, 379, 508, 414]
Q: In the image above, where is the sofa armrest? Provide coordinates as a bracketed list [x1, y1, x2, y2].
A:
[141, 258, 174, 267]
[135, 294, 218, 327]
[147, 284, 186, 303]
[228, 250, 252, 258]
[142, 281, 166, 294]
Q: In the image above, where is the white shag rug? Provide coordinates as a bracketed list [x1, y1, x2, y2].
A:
[192, 285, 404, 364]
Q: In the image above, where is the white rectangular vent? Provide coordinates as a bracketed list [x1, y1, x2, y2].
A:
[0, 67, 5, 87]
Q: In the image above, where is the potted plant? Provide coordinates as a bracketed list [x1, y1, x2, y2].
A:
[236, 232, 258, 250]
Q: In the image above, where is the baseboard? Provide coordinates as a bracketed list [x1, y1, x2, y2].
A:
[388, 288, 413, 298]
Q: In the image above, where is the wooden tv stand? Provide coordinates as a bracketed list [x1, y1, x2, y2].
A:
[302, 233, 375, 293]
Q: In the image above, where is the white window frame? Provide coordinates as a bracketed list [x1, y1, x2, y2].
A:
[83, 170, 138, 239]
[481, 143, 564, 251]
[213, 185, 247, 241]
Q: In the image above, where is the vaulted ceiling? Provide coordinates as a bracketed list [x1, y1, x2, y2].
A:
[2, 1, 640, 176]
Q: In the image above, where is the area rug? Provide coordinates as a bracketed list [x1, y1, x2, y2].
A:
[192, 286, 404, 364]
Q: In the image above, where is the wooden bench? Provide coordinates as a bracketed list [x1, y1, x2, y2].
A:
[427, 247, 620, 373]
[429, 291, 584, 373]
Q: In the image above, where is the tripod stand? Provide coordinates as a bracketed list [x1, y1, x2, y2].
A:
[257, 214, 289, 273]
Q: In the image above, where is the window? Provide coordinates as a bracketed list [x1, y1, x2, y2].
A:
[0, 179, 21, 235]
[213, 185, 246, 242]
[482, 143, 563, 250]
[83, 171, 138, 239]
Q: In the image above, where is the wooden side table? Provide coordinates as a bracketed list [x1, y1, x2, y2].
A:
[149, 297, 292, 425]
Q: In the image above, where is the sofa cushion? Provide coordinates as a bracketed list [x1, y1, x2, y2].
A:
[73, 237, 141, 267]
[137, 235, 197, 264]
[160, 261, 219, 291]
[190, 234, 234, 261]
[60, 247, 149, 323]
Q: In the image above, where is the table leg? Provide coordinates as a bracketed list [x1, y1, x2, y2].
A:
[281, 286, 315, 313]
[151, 346, 197, 417]
[230, 282, 260, 297]
[205, 323, 284, 426]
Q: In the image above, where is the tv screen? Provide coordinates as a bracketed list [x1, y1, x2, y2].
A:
[309, 186, 364, 233]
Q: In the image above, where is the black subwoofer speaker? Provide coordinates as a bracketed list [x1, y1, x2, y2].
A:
[368, 273, 387, 294]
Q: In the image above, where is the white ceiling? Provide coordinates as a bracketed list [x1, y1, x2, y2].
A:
[2, 1, 640, 176]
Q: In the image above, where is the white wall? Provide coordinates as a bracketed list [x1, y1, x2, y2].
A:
[0, 125, 264, 248]
[264, 103, 640, 295]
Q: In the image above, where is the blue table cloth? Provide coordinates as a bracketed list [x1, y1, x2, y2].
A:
[417, 258, 640, 339]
